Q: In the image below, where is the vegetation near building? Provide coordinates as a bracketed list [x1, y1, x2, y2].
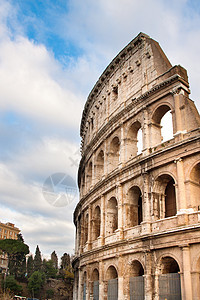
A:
[27, 255, 34, 277]
[51, 250, 58, 270]
[28, 270, 45, 297]
[34, 245, 42, 272]
[0, 238, 29, 279]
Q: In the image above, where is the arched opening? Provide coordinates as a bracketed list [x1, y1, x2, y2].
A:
[153, 175, 176, 220]
[92, 269, 99, 300]
[161, 110, 173, 142]
[151, 105, 173, 146]
[93, 206, 101, 240]
[106, 197, 118, 235]
[159, 257, 181, 299]
[106, 266, 118, 300]
[84, 214, 89, 244]
[109, 136, 120, 170]
[129, 260, 144, 300]
[87, 162, 92, 189]
[127, 121, 143, 159]
[165, 178, 176, 218]
[189, 162, 200, 209]
[126, 186, 143, 227]
[96, 150, 104, 180]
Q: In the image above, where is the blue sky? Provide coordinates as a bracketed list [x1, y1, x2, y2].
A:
[0, 0, 200, 260]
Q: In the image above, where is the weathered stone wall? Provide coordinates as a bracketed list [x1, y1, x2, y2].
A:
[73, 33, 200, 300]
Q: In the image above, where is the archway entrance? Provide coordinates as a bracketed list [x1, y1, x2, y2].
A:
[158, 256, 181, 300]
[92, 269, 99, 300]
[129, 260, 144, 300]
[107, 266, 118, 300]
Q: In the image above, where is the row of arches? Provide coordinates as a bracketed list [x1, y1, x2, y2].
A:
[82, 174, 177, 246]
[81, 105, 174, 194]
[80, 256, 181, 300]
[78, 161, 200, 249]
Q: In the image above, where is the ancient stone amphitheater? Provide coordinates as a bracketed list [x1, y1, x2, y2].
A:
[73, 33, 200, 300]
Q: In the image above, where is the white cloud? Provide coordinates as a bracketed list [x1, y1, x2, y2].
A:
[0, 36, 83, 129]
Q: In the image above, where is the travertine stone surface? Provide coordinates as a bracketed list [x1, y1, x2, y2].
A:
[73, 33, 200, 300]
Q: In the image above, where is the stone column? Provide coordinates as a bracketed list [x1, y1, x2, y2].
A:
[88, 205, 92, 250]
[175, 158, 187, 213]
[182, 245, 193, 300]
[92, 155, 95, 187]
[120, 123, 126, 166]
[73, 269, 78, 300]
[100, 195, 105, 245]
[80, 213, 84, 253]
[117, 184, 124, 239]
[154, 268, 159, 300]
[143, 173, 150, 222]
[172, 89, 187, 135]
[141, 173, 151, 234]
[78, 267, 82, 300]
[144, 251, 153, 300]
[99, 260, 105, 300]
[103, 140, 108, 176]
[75, 220, 78, 255]
[118, 255, 124, 299]
[142, 109, 150, 155]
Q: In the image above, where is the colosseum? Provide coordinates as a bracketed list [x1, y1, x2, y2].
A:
[72, 32, 200, 300]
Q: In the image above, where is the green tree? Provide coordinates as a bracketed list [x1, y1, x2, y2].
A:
[46, 289, 54, 298]
[28, 271, 45, 297]
[43, 259, 57, 279]
[27, 255, 34, 277]
[17, 233, 24, 243]
[0, 239, 29, 280]
[34, 245, 42, 272]
[51, 250, 58, 270]
[2, 275, 23, 295]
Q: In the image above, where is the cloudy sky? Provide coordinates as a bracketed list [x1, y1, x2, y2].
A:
[0, 0, 199, 261]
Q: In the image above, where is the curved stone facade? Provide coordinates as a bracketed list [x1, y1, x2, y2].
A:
[73, 33, 200, 300]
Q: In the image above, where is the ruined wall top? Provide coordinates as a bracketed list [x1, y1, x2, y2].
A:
[80, 32, 189, 141]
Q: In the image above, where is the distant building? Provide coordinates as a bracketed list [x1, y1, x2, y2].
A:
[0, 222, 20, 272]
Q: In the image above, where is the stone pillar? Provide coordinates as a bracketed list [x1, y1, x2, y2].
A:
[104, 140, 108, 176]
[92, 155, 95, 187]
[88, 205, 92, 250]
[80, 213, 84, 252]
[175, 158, 187, 213]
[182, 245, 193, 300]
[118, 255, 124, 299]
[99, 260, 105, 300]
[144, 251, 153, 300]
[117, 184, 124, 239]
[142, 173, 151, 234]
[143, 173, 150, 222]
[154, 268, 159, 300]
[100, 195, 105, 245]
[78, 267, 82, 300]
[75, 220, 78, 255]
[173, 89, 187, 135]
[73, 269, 78, 300]
[142, 109, 150, 154]
[120, 123, 126, 166]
